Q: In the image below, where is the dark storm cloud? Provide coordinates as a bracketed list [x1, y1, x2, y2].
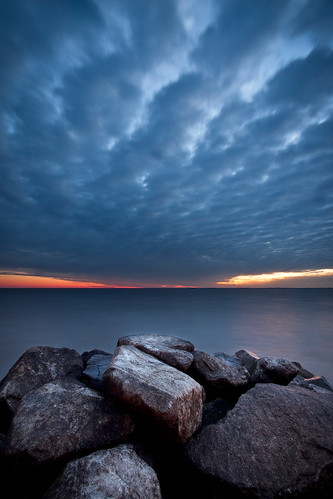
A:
[1, 0, 332, 285]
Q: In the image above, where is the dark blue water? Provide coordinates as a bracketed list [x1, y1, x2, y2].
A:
[0, 288, 332, 384]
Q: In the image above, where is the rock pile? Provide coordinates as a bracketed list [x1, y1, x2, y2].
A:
[0, 334, 332, 498]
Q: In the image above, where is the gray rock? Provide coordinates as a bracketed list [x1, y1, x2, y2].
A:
[190, 350, 250, 399]
[44, 444, 162, 499]
[213, 352, 242, 368]
[81, 349, 112, 366]
[186, 384, 333, 497]
[117, 334, 194, 371]
[5, 378, 135, 465]
[292, 360, 315, 379]
[251, 356, 299, 385]
[0, 346, 84, 431]
[307, 375, 333, 392]
[102, 345, 203, 442]
[234, 349, 260, 374]
[81, 353, 113, 390]
[291, 374, 333, 393]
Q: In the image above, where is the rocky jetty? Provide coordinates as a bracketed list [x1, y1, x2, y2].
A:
[0, 334, 332, 498]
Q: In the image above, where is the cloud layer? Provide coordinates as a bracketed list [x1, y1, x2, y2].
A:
[1, 0, 333, 286]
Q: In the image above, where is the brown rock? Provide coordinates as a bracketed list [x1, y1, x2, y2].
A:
[102, 345, 203, 442]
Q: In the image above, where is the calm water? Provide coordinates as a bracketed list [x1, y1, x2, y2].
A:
[0, 288, 332, 384]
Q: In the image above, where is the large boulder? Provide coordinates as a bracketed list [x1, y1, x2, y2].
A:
[251, 356, 299, 385]
[102, 345, 203, 442]
[5, 378, 135, 466]
[0, 346, 84, 431]
[190, 350, 250, 400]
[45, 444, 162, 498]
[81, 352, 113, 390]
[186, 384, 333, 497]
[117, 334, 194, 372]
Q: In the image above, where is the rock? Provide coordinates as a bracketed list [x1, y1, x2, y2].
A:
[0, 346, 84, 431]
[307, 375, 333, 392]
[291, 374, 333, 393]
[81, 352, 113, 390]
[213, 352, 242, 368]
[117, 334, 194, 372]
[201, 398, 232, 427]
[5, 378, 135, 466]
[234, 349, 260, 374]
[81, 348, 112, 366]
[186, 384, 333, 497]
[251, 356, 299, 385]
[44, 444, 162, 499]
[102, 345, 203, 443]
[292, 360, 315, 379]
[189, 350, 250, 400]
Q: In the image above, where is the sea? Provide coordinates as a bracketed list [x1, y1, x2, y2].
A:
[0, 288, 332, 385]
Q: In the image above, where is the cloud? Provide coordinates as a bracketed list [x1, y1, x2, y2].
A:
[0, 0, 332, 286]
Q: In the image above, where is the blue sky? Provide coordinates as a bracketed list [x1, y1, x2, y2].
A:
[1, 0, 333, 287]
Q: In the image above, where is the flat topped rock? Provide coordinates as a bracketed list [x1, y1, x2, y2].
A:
[102, 345, 203, 443]
[186, 384, 333, 497]
[0, 346, 84, 431]
[45, 444, 162, 499]
[6, 378, 135, 465]
[117, 334, 194, 371]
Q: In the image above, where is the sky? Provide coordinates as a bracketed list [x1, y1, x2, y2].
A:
[1, 0, 333, 288]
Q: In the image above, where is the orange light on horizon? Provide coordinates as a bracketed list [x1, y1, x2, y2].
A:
[0, 271, 198, 289]
[217, 269, 333, 286]
[0, 273, 142, 289]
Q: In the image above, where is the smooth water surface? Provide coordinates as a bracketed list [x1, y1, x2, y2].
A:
[0, 288, 332, 384]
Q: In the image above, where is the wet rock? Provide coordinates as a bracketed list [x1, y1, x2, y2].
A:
[292, 360, 315, 379]
[251, 355, 299, 385]
[190, 350, 250, 400]
[186, 384, 333, 498]
[234, 349, 259, 374]
[81, 352, 113, 390]
[44, 444, 162, 499]
[6, 378, 135, 466]
[102, 345, 203, 442]
[0, 346, 84, 432]
[117, 334, 194, 371]
[201, 398, 232, 427]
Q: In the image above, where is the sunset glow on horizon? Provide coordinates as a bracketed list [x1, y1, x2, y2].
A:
[0, 272, 200, 289]
[217, 269, 333, 287]
[0, 273, 142, 289]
